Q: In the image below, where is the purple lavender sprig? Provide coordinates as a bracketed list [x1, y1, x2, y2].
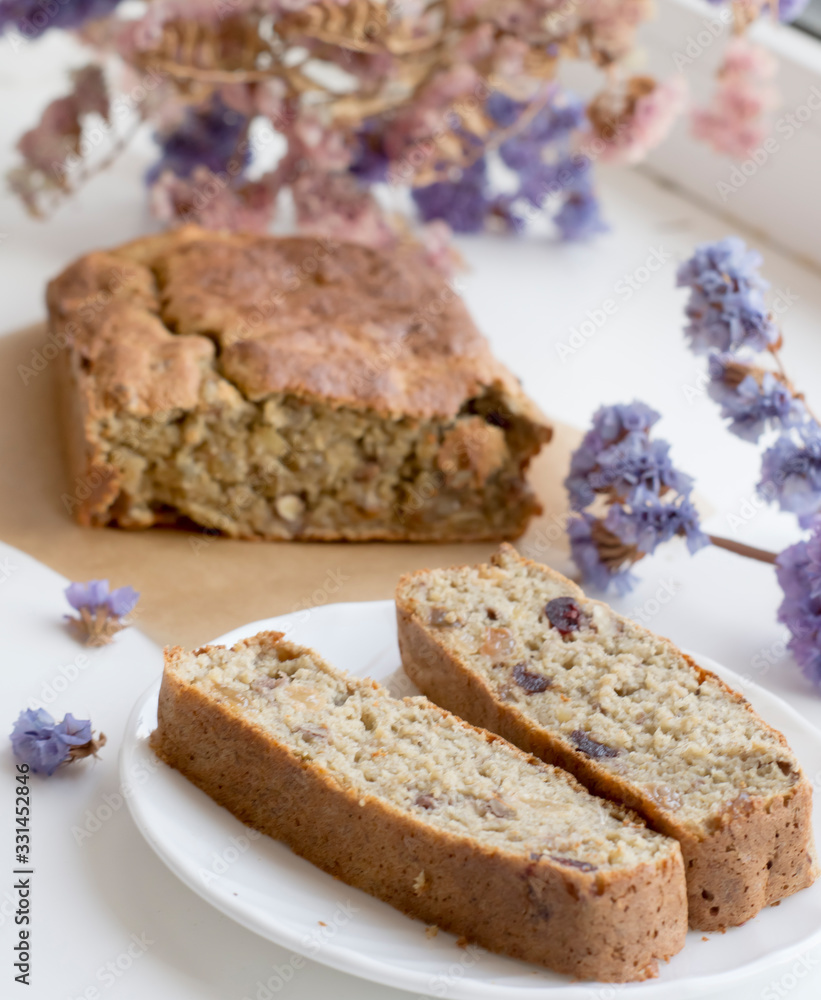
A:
[10, 709, 105, 775]
[565, 401, 708, 593]
[64, 579, 139, 647]
[776, 528, 821, 687]
[759, 425, 821, 528]
[707, 355, 805, 443]
[676, 237, 778, 356]
[680, 235, 821, 687]
[679, 237, 820, 502]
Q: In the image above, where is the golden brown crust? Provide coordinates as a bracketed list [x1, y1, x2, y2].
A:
[47, 227, 551, 539]
[47, 226, 542, 421]
[152, 634, 687, 982]
[395, 545, 818, 931]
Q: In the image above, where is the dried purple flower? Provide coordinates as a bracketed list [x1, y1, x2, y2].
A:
[677, 237, 778, 355]
[567, 513, 640, 596]
[498, 91, 585, 172]
[412, 159, 489, 233]
[0, 0, 124, 38]
[776, 528, 821, 687]
[10, 709, 105, 775]
[65, 579, 109, 612]
[708, 355, 805, 442]
[605, 488, 709, 557]
[55, 712, 92, 746]
[350, 120, 390, 183]
[593, 436, 692, 502]
[759, 426, 821, 528]
[566, 402, 705, 592]
[565, 402, 689, 510]
[106, 585, 140, 618]
[484, 89, 605, 240]
[554, 179, 608, 242]
[591, 401, 661, 442]
[486, 92, 523, 129]
[64, 579, 139, 646]
[148, 95, 249, 184]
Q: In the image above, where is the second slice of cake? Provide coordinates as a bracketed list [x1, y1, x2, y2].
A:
[396, 544, 818, 931]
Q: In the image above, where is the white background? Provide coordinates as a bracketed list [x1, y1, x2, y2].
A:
[2, 1, 821, 997]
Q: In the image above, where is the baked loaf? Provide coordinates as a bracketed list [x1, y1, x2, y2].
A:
[47, 226, 551, 540]
[152, 630, 687, 982]
[396, 544, 818, 931]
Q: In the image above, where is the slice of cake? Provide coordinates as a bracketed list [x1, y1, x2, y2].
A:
[396, 544, 818, 931]
[47, 226, 551, 541]
[152, 630, 686, 982]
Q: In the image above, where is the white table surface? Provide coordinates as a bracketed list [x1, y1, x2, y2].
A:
[2, 31, 821, 1000]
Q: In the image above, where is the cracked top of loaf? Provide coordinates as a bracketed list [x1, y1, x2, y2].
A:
[47, 225, 537, 421]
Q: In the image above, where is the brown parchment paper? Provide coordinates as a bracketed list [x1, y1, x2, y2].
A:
[0, 323, 578, 649]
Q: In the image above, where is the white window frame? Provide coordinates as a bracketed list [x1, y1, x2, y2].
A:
[635, 0, 821, 268]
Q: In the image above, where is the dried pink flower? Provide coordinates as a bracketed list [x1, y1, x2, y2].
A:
[292, 170, 395, 249]
[150, 167, 279, 232]
[452, 23, 494, 63]
[586, 75, 687, 165]
[17, 97, 81, 175]
[13, 64, 109, 210]
[576, 0, 655, 64]
[289, 115, 353, 173]
[219, 83, 259, 117]
[72, 64, 109, 118]
[253, 78, 290, 122]
[492, 36, 530, 80]
[691, 38, 778, 160]
[382, 64, 481, 171]
[449, 0, 488, 20]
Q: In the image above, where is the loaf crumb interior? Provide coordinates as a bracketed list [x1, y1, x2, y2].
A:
[104, 385, 543, 540]
[398, 548, 803, 834]
[175, 634, 677, 870]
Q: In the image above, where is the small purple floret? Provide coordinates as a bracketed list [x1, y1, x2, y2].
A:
[708, 357, 805, 443]
[106, 585, 139, 618]
[677, 237, 778, 355]
[10, 709, 92, 775]
[776, 527, 821, 688]
[760, 426, 821, 527]
[64, 579, 139, 618]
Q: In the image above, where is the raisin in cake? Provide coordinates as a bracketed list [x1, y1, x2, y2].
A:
[47, 226, 551, 541]
[396, 544, 818, 931]
[152, 630, 686, 981]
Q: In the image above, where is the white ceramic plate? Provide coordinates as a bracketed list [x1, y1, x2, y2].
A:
[122, 600, 821, 999]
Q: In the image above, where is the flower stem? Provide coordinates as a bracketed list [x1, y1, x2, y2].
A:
[708, 533, 778, 564]
[769, 344, 788, 380]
